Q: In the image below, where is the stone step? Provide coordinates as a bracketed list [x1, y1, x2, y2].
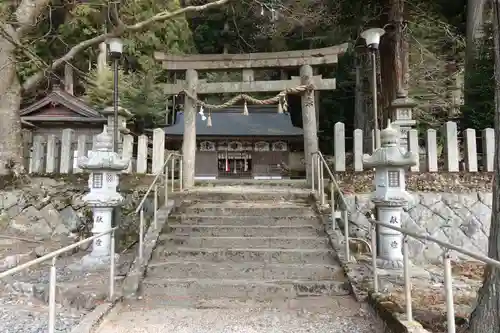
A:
[180, 190, 312, 202]
[126, 294, 348, 311]
[146, 261, 344, 281]
[141, 278, 350, 300]
[178, 202, 314, 217]
[182, 199, 310, 205]
[152, 247, 337, 265]
[165, 224, 323, 237]
[172, 215, 318, 225]
[157, 236, 330, 249]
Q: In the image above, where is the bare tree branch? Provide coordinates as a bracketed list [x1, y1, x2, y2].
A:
[22, 0, 233, 92]
[111, 2, 126, 29]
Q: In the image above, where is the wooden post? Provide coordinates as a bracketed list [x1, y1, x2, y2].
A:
[182, 69, 198, 188]
[300, 65, 319, 186]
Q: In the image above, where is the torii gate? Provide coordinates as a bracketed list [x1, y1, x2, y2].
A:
[155, 44, 349, 188]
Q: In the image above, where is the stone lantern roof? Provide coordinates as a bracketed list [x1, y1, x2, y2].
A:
[363, 121, 418, 168]
[78, 126, 129, 171]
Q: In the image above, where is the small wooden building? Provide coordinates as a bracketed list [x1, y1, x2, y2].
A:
[164, 105, 304, 179]
[20, 87, 106, 170]
[21, 87, 106, 136]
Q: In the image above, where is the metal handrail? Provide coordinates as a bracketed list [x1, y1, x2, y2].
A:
[0, 227, 117, 333]
[311, 151, 352, 260]
[312, 151, 350, 207]
[135, 152, 183, 261]
[135, 152, 182, 214]
[311, 150, 500, 333]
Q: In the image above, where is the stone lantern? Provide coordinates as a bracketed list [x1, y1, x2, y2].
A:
[362, 121, 417, 269]
[77, 125, 129, 266]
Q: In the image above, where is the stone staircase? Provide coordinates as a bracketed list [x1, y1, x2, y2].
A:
[140, 187, 351, 304]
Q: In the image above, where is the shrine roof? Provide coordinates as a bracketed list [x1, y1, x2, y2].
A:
[20, 87, 105, 122]
[164, 105, 303, 137]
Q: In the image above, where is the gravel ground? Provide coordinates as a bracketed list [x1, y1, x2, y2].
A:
[0, 292, 86, 333]
[95, 297, 384, 333]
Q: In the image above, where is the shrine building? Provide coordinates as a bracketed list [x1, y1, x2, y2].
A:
[164, 105, 303, 179]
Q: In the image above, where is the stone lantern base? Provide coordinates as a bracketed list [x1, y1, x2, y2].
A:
[69, 253, 120, 271]
[370, 261, 431, 280]
[377, 258, 404, 270]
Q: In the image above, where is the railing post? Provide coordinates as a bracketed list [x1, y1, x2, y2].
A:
[109, 230, 115, 300]
[171, 157, 175, 191]
[371, 221, 379, 293]
[443, 250, 456, 333]
[153, 184, 158, 229]
[164, 164, 169, 207]
[330, 181, 335, 230]
[139, 208, 144, 261]
[343, 209, 349, 262]
[319, 159, 325, 206]
[48, 257, 57, 333]
[179, 158, 183, 191]
[403, 235, 412, 322]
[311, 153, 316, 192]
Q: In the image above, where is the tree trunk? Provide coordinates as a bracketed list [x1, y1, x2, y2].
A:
[465, 0, 487, 69]
[379, 0, 407, 123]
[464, 0, 487, 112]
[468, 1, 500, 332]
[0, 28, 24, 176]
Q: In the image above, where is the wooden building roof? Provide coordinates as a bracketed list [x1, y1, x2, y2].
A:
[20, 87, 106, 124]
[164, 105, 303, 137]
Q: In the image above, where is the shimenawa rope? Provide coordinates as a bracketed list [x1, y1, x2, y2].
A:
[178, 84, 314, 126]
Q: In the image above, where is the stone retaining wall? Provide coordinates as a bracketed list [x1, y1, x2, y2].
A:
[346, 192, 491, 264]
[0, 177, 154, 250]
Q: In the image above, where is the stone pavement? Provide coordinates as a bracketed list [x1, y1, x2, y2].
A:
[95, 297, 384, 333]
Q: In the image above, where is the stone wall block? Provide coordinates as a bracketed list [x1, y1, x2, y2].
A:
[0, 191, 21, 211]
[10, 206, 53, 237]
[39, 203, 65, 230]
[59, 206, 82, 232]
[418, 193, 442, 207]
[70, 194, 87, 210]
[478, 192, 492, 208]
[469, 200, 491, 231]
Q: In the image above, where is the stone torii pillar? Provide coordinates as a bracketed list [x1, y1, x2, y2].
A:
[362, 122, 417, 269]
[182, 69, 198, 189]
[300, 65, 319, 186]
